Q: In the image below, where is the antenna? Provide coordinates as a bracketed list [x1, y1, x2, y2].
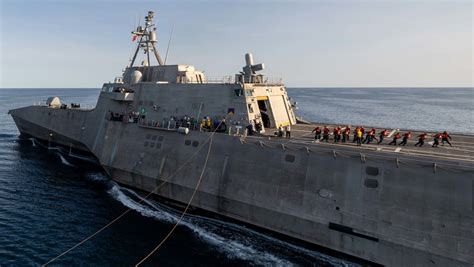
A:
[164, 25, 174, 65]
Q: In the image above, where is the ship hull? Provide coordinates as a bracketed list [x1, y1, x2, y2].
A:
[9, 105, 474, 267]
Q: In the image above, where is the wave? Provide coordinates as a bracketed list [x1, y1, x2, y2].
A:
[86, 172, 110, 182]
[108, 185, 294, 266]
[57, 153, 75, 167]
[108, 184, 355, 267]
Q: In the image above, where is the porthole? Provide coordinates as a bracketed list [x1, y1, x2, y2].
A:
[185, 140, 191, 146]
[192, 141, 199, 147]
[144, 141, 149, 147]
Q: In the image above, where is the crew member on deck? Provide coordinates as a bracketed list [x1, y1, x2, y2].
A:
[356, 128, 363, 146]
[285, 125, 291, 139]
[432, 133, 442, 147]
[414, 132, 428, 147]
[377, 129, 389, 144]
[322, 126, 330, 142]
[442, 131, 453, 147]
[277, 126, 284, 137]
[312, 126, 321, 141]
[353, 127, 360, 143]
[342, 126, 350, 143]
[398, 132, 411, 146]
[388, 132, 401, 145]
[334, 127, 341, 143]
[364, 128, 376, 144]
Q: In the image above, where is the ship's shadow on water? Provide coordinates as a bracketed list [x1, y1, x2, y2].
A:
[2, 136, 359, 266]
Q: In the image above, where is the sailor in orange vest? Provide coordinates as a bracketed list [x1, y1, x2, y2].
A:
[312, 126, 322, 140]
[322, 126, 330, 142]
[364, 128, 376, 144]
[377, 129, 389, 144]
[432, 133, 442, 147]
[342, 126, 350, 143]
[441, 131, 452, 147]
[414, 132, 428, 147]
[388, 132, 401, 145]
[398, 131, 411, 146]
[333, 127, 342, 143]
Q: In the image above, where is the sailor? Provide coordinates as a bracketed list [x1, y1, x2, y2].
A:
[441, 131, 453, 147]
[414, 132, 428, 147]
[322, 126, 330, 142]
[356, 128, 363, 146]
[200, 119, 206, 131]
[246, 124, 254, 136]
[353, 127, 359, 143]
[312, 126, 322, 140]
[342, 126, 350, 143]
[338, 127, 343, 143]
[388, 132, 401, 145]
[285, 125, 291, 139]
[432, 133, 442, 147]
[398, 132, 411, 146]
[206, 117, 212, 130]
[364, 128, 376, 144]
[255, 120, 263, 133]
[377, 129, 389, 144]
[333, 127, 341, 143]
[277, 126, 284, 137]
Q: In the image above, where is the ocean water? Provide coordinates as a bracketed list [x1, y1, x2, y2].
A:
[0, 88, 472, 266]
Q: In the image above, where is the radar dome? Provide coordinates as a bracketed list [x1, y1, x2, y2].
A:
[131, 70, 143, 84]
[46, 96, 61, 108]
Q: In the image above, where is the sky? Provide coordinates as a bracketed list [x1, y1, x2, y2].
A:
[0, 0, 472, 88]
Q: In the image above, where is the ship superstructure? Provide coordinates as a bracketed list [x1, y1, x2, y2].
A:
[8, 11, 474, 266]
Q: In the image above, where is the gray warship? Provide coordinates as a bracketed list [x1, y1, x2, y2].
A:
[8, 11, 474, 266]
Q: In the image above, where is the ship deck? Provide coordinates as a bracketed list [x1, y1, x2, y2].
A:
[251, 123, 474, 164]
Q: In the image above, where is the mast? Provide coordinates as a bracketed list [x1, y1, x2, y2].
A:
[129, 11, 164, 67]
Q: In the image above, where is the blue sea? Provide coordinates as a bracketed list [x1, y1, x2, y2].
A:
[0, 88, 472, 266]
